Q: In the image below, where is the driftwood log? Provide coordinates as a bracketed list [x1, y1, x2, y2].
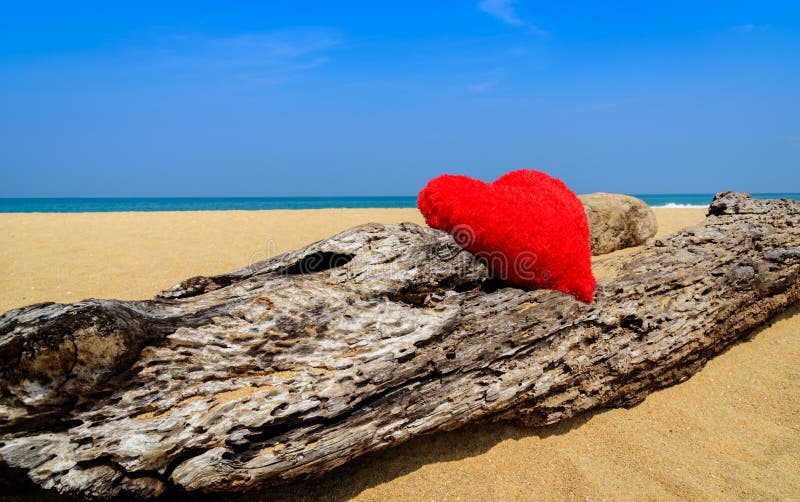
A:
[1, 192, 798, 498]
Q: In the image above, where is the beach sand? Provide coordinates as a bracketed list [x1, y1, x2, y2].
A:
[1, 207, 798, 500]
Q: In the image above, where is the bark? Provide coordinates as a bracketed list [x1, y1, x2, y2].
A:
[0, 192, 798, 498]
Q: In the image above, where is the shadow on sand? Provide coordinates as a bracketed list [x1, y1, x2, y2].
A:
[207, 412, 597, 502]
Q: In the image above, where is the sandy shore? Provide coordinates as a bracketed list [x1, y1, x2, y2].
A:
[0, 208, 422, 312]
[1, 207, 798, 500]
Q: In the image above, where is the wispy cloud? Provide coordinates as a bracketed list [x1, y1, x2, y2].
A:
[467, 80, 497, 93]
[734, 24, 772, 33]
[478, 0, 524, 26]
[145, 28, 341, 87]
[783, 135, 800, 143]
[587, 97, 641, 111]
[237, 57, 332, 88]
[478, 0, 547, 35]
[203, 30, 341, 58]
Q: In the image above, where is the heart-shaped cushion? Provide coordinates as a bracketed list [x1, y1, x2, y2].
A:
[417, 169, 596, 302]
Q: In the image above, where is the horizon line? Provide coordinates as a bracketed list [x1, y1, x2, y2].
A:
[2, 192, 800, 200]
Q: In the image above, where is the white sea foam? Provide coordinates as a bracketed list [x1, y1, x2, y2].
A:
[650, 203, 708, 208]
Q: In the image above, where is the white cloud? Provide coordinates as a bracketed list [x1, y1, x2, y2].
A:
[478, 0, 524, 26]
[587, 97, 640, 110]
[213, 30, 341, 58]
[148, 28, 340, 87]
[734, 24, 772, 33]
[285, 56, 331, 72]
[160, 29, 340, 63]
[478, 0, 547, 35]
[238, 57, 332, 88]
[467, 80, 497, 93]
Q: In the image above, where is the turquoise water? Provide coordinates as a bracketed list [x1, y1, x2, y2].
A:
[634, 193, 800, 208]
[0, 194, 798, 213]
[0, 197, 418, 213]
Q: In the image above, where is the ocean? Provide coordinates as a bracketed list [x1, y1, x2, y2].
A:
[0, 194, 798, 213]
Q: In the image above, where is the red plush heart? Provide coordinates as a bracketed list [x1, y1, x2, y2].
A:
[417, 169, 596, 303]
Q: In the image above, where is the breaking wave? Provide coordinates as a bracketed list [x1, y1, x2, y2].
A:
[650, 202, 708, 208]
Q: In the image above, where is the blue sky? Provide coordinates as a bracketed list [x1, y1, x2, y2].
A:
[1, 1, 798, 197]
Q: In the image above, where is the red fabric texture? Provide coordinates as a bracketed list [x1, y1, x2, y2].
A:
[417, 169, 596, 303]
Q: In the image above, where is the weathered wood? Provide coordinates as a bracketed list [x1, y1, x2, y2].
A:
[0, 192, 798, 498]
